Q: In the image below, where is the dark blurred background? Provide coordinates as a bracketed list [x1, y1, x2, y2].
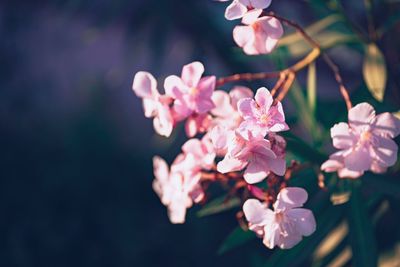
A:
[1, 1, 400, 266]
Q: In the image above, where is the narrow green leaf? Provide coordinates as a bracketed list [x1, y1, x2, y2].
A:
[197, 196, 240, 217]
[218, 227, 256, 255]
[347, 183, 378, 267]
[362, 43, 387, 102]
[307, 61, 317, 115]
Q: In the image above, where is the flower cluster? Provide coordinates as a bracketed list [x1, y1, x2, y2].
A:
[131, 0, 399, 254]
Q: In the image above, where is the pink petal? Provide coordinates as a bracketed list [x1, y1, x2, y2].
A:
[348, 102, 376, 131]
[197, 76, 216, 100]
[153, 104, 173, 137]
[233, 25, 255, 48]
[164, 75, 186, 98]
[185, 116, 198, 137]
[370, 161, 388, 174]
[331, 122, 354, 149]
[172, 99, 192, 120]
[238, 98, 257, 120]
[168, 202, 187, 224]
[255, 87, 273, 110]
[211, 90, 234, 117]
[287, 208, 316, 236]
[181, 61, 204, 88]
[195, 98, 215, 114]
[266, 157, 286, 176]
[244, 158, 270, 184]
[343, 146, 372, 172]
[249, 0, 271, 9]
[338, 168, 364, 179]
[371, 136, 398, 167]
[225, 0, 247, 20]
[257, 16, 284, 54]
[241, 9, 262, 25]
[243, 199, 273, 225]
[182, 138, 202, 155]
[230, 86, 254, 110]
[278, 232, 303, 249]
[142, 98, 158, 118]
[274, 187, 308, 211]
[153, 156, 169, 183]
[217, 156, 247, 173]
[263, 221, 281, 249]
[372, 112, 400, 138]
[132, 71, 158, 98]
[321, 158, 342, 173]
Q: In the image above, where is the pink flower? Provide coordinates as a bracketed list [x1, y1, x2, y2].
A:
[243, 187, 316, 249]
[185, 113, 213, 138]
[322, 102, 400, 176]
[209, 87, 254, 155]
[164, 61, 216, 119]
[217, 129, 286, 184]
[132, 71, 174, 137]
[238, 87, 289, 137]
[233, 10, 283, 55]
[181, 136, 216, 170]
[218, 0, 272, 20]
[153, 155, 204, 224]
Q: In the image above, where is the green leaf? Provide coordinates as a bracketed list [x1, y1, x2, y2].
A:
[346, 183, 378, 267]
[363, 173, 400, 199]
[307, 61, 317, 115]
[218, 227, 256, 255]
[197, 196, 240, 217]
[362, 43, 387, 102]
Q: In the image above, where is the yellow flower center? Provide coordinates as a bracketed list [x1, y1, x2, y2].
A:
[360, 131, 372, 142]
[189, 87, 198, 95]
[260, 114, 269, 124]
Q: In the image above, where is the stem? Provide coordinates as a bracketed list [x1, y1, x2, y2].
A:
[267, 11, 353, 110]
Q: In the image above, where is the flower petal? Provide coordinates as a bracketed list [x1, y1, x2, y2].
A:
[132, 71, 158, 98]
[225, 0, 247, 20]
[241, 9, 262, 25]
[243, 199, 273, 225]
[153, 104, 173, 137]
[255, 87, 273, 110]
[211, 90, 234, 117]
[348, 102, 376, 131]
[249, 0, 272, 9]
[287, 208, 316, 236]
[229, 86, 254, 110]
[233, 25, 255, 48]
[343, 146, 372, 172]
[372, 112, 400, 138]
[181, 61, 204, 88]
[164, 75, 186, 98]
[371, 136, 398, 167]
[244, 158, 270, 184]
[238, 98, 257, 120]
[217, 156, 247, 173]
[331, 122, 354, 149]
[274, 187, 308, 211]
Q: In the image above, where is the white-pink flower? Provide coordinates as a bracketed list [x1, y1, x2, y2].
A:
[153, 155, 204, 224]
[243, 187, 316, 249]
[164, 61, 216, 119]
[233, 10, 283, 55]
[321, 102, 400, 177]
[181, 136, 216, 170]
[184, 113, 213, 138]
[218, 0, 272, 20]
[217, 129, 286, 184]
[238, 87, 289, 137]
[132, 72, 174, 137]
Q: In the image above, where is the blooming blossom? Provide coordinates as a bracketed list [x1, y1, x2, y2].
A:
[218, 0, 272, 20]
[238, 87, 289, 137]
[243, 187, 316, 249]
[153, 155, 204, 224]
[321, 102, 400, 177]
[233, 10, 283, 55]
[181, 136, 216, 170]
[217, 129, 286, 184]
[209, 86, 254, 154]
[164, 61, 216, 119]
[132, 72, 174, 137]
[185, 113, 213, 138]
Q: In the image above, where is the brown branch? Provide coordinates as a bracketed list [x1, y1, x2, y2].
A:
[267, 12, 353, 110]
